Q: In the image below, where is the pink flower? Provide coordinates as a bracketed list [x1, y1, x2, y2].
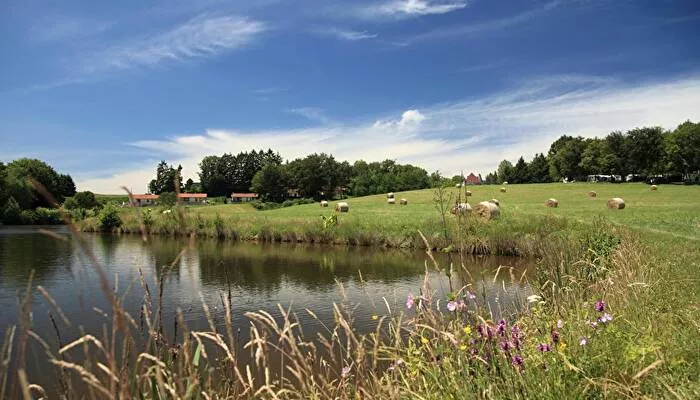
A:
[557, 319, 564, 329]
[406, 293, 415, 309]
[341, 366, 351, 378]
[446, 301, 457, 312]
[579, 337, 588, 346]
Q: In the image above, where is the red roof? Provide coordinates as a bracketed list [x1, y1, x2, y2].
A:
[178, 193, 207, 198]
[231, 193, 258, 198]
[465, 173, 482, 184]
[132, 194, 159, 200]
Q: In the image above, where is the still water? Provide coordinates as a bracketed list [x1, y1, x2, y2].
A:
[0, 226, 533, 394]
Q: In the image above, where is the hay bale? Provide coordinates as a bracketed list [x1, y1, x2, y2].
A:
[400, 198, 408, 205]
[320, 200, 328, 207]
[465, 190, 472, 197]
[335, 202, 349, 212]
[503, 181, 508, 185]
[455, 183, 462, 188]
[650, 185, 658, 191]
[450, 202, 472, 215]
[387, 198, 396, 205]
[488, 198, 500, 206]
[545, 198, 559, 208]
[500, 187, 507, 193]
[606, 198, 625, 210]
[474, 201, 500, 220]
[387, 192, 395, 199]
[588, 191, 597, 198]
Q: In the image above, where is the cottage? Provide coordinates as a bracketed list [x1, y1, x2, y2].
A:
[132, 194, 159, 207]
[231, 193, 259, 203]
[465, 173, 482, 185]
[178, 193, 207, 204]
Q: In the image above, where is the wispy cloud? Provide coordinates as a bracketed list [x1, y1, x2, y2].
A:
[357, 0, 468, 20]
[252, 87, 288, 95]
[460, 59, 509, 73]
[29, 15, 113, 43]
[407, 0, 561, 43]
[79, 14, 266, 74]
[313, 27, 378, 41]
[76, 74, 700, 193]
[286, 107, 332, 124]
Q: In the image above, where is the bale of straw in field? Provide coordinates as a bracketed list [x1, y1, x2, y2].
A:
[465, 190, 472, 197]
[320, 200, 328, 207]
[545, 198, 559, 208]
[387, 198, 396, 205]
[335, 202, 349, 212]
[488, 198, 500, 206]
[455, 183, 462, 188]
[503, 181, 508, 185]
[450, 202, 471, 215]
[475, 201, 500, 220]
[500, 187, 507, 193]
[606, 198, 625, 210]
[650, 185, 658, 191]
[588, 191, 597, 198]
[400, 198, 408, 205]
[387, 192, 395, 199]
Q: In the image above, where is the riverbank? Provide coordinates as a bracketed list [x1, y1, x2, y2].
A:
[78, 183, 699, 254]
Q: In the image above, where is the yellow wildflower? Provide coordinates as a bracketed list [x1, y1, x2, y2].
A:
[558, 342, 567, 351]
[371, 315, 378, 321]
[459, 344, 467, 351]
[463, 326, 472, 335]
[421, 337, 429, 345]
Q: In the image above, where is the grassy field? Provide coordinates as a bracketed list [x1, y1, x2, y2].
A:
[8, 183, 698, 398]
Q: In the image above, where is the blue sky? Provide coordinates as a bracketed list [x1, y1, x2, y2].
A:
[1, 0, 699, 193]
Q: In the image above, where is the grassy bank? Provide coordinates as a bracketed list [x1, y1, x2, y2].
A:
[81, 183, 699, 254]
[3, 183, 698, 398]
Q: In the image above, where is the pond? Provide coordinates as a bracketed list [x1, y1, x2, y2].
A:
[0, 226, 533, 395]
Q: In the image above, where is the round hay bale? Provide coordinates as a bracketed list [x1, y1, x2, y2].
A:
[455, 183, 462, 188]
[335, 202, 349, 212]
[387, 192, 395, 199]
[474, 201, 500, 220]
[488, 198, 500, 206]
[400, 198, 408, 205]
[387, 198, 396, 205]
[503, 181, 508, 185]
[465, 190, 472, 197]
[545, 198, 559, 208]
[606, 198, 625, 210]
[650, 185, 658, 191]
[320, 200, 328, 207]
[588, 191, 597, 198]
[500, 187, 507, 193]
[450, 202, 471, 215]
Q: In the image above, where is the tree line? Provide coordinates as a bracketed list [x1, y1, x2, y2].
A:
[147, 152, 432, 202]
[483, 121, 700, 184]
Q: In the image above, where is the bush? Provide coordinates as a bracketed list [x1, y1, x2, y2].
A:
[74, 191, 100, 209]
[99, 205, 122, 231]
[158, 192, 177, 207]
[20, 210, 37, 225]
[63, 197, 79, 210]
[34, 207, 63, 224]
[2, 197, 21, 225]
[250, 200, 281, 211]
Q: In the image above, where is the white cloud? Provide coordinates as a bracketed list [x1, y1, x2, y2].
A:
[286, 107, 332, 124]
[30, 15, 113, 43]
[407, 0, 561, 43]
[364, 0, 468, 19]
[313, 27, 378, 41]
[76, 75, 700, 193]
[79, 15, 266, 73]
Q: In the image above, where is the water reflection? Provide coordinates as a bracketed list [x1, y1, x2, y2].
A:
[0, 227, 533, 396]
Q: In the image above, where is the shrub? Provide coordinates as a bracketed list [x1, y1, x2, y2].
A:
[141, 208, 154, 228]
[74, 191, 99, 209]
[2, 197, 21, 225]
[158, 192, 177, 207]
[250, 200, 281, 211]
[19, 210, 37, 225]
[99, 205, 122, 231]
[63, 197, 79, 210]
[34, 207, 63, 224]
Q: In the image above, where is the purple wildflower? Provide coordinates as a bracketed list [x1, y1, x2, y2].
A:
[496, 320, 507, 336]
[446, 301, 457, 312]
[511, 355, 524, 370]
[537, 343, 552, 352]
[470, 348, 478, 356]
[551, 330, 560, 344]
[589, 321, 598, 329]
[500, 341, 513, 352]
[406, 293, 415, 309]
[458, 300, 466, 310]
[467, 291, 477, 300]
[579, 337, 588, 346]
[341, 366, 351, 378]
[595, 300, 605, 312]
[599, 313, 613, 323]
[477, 324, 485, 337]
[557, 319, 564, 329]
